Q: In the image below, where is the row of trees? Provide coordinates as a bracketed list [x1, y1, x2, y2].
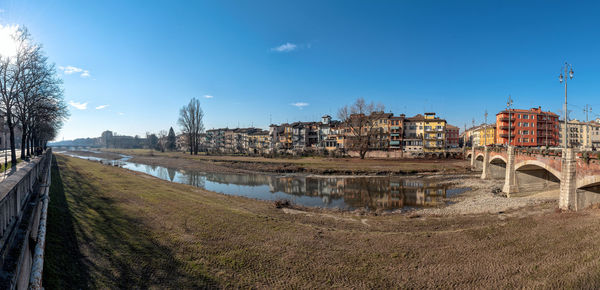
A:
[0, 27, 68, 166]
[146, 127, 177, 152]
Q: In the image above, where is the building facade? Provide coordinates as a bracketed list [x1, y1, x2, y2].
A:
[423, 112, 446, 152]
[445, 124, 460, 148]
[496, 107, 559, 147]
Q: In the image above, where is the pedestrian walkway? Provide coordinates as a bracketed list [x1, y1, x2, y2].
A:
[0, 156, 38, 183]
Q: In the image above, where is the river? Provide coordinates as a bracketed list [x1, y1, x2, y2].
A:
[57, 151, 469, 211]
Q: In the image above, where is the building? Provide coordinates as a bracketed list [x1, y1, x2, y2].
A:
[389, 115, 405, 150]
[496, 106, 559, 147]
[402, 114, 425, 152]
[472, 124, 496, 147]
[559, 119, 592, 149]
[589, 119, 600, 149]
[445, 124, 460, 148]
[422, 112, 446, 152]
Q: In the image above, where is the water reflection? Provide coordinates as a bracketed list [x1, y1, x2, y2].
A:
[59, 151, 467, 210]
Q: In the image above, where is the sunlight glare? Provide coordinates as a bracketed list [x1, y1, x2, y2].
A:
[0, 24, 19, 58]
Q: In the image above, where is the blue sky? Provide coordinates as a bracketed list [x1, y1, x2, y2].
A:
[1, 0, 600, 140]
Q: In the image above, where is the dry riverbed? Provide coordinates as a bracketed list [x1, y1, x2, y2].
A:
[43, 153, 600, 288]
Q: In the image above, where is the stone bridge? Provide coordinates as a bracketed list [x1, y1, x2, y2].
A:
[466, 146, 600, 211]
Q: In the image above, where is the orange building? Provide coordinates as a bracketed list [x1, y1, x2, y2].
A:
[495, 106, 559, 147]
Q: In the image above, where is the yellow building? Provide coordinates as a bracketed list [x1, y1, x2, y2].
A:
[423, 112, 446, 152]
[473, 124, 496, 146]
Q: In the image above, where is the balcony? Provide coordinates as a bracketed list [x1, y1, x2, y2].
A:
[499, 117, 516, 121]
[499, 133, 515, 138]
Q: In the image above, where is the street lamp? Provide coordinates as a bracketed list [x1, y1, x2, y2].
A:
[3, 117, 7, 177]
[506, 95, 513, 147]
[559, 62, 574, 149]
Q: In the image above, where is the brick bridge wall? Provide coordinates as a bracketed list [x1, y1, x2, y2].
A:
[469, 147, 600, 210]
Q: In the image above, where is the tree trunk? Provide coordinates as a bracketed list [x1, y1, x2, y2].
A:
[188, 133, 193, 155]
[6, 112, 17, 167]
[29, 132, 33, 156]
[360, 150, 367, 159]
[20, 126, 26, 159]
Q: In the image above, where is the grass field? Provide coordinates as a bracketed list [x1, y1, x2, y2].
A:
[103, 148, 470, 175]
[42, 154, 600, 288]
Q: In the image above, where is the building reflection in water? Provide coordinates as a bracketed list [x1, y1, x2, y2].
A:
[175, 170, 448, 210]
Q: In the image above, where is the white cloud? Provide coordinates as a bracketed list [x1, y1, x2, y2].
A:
[0, 9, 5, 13]
[272, 42, 297, 52]
[204, 95, 214, 99]
[59, 65, 91, 78]
[118, 112, 124, 115]
[291, 102, 309, 109]
[95, 105, 109, 110]
[69, 101, 88, 110]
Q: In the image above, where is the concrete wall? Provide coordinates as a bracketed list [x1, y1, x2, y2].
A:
[473, 156, 484, 171]
[515, 166, 560, 193]
[488, 160, 506, 179]
[576, 185, 600, 210]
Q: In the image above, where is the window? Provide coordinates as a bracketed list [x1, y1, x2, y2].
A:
[523, 115, 529, 119]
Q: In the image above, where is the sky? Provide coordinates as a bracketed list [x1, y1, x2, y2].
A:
[1, 0, 600, 140]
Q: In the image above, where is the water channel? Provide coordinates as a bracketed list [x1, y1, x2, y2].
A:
[57, 151, 469, 211]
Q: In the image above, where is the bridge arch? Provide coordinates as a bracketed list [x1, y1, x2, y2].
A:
[489, 155, 507, 164]
[574, 177, 600, 210]
[514, 160, 561, 182]
[486, 155, 507, 179]
[472, 153, 484, 171]
[513, 160, 561, 193]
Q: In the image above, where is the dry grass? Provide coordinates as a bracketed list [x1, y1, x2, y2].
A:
[44, 154, 600, 288]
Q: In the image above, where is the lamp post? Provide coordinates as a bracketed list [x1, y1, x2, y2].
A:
[559, 62, 574, 149]
[3, 117, 7, 177]
[506, 95, 513, 147]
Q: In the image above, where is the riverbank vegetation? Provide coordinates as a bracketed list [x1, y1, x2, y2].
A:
[43, 154, 600, 288]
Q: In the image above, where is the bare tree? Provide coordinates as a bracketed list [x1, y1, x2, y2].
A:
[178, 98, 204, 155]
[337, 98, 386, 159]
[0, 26, 67, 157]
[157, 130, 168, 152]
[0, 27, 30, 166]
